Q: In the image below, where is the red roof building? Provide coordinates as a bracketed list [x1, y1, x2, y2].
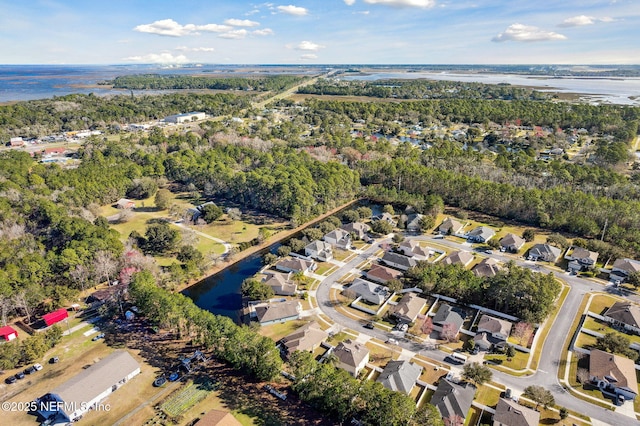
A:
[0, 325, 18, 341]
[43, 308, 68, 327]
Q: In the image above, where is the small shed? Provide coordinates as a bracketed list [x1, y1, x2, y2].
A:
[43, 308, 69, 327]
[0, 325, 18, 341]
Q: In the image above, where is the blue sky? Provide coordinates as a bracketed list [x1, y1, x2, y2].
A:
[1, 0, 638, 64]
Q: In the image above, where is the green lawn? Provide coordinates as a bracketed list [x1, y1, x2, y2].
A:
[587, 294, 623, 316]
[474, 384, 501, 407]
[573, 332, 598, 349]
[485, 349, 530, 371]
[259, 319, 308, 341]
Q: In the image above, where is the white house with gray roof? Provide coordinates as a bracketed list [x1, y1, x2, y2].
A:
[377, 360, 423, 394]
[348, 278, 390, 305]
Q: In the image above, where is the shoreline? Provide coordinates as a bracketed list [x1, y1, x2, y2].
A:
[175, 198, 361, 294]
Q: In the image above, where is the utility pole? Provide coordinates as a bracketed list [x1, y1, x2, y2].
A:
[600, 217, 608, 241]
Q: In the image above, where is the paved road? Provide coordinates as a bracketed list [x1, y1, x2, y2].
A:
[314, 234, 639, 425]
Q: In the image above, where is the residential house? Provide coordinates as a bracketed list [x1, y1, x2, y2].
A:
[254, 301, 302, 326]
[439, 217, 465, 235]
[589, 349, 638, 401]
[275, 258, 316, 275]
[565, 246, 599, 272]
[432, 303, 465, 338]
[431, 379, 475, 422]
[466, 226, 496, 243]
[610, 258, 640, 283]
[0, 325, 18, 341]
[527, 244, 561, 262]
[477, 315, 513, 341]
[323, 229, 352, 250]
[262, 272, 297, 296]
[389, 292, 427, 324]
[603, 302, 640, 335]
[405, 214, 425, 233]
[499, 234, 526, 253]
[492, 398, 540, 426]
[380, 252, 417, 271]
[374, 212, 397, 227]
[399, 240, 431, 261]
[9, 137, 25, 147]
[472, 258, 502, 278]
[333, 339, 370, 377]
[441, 250, 474, 268]
[341, 222, 371, 241]
[348, 278, 390, 305]
[377, 360, 423, 394]
[194, 409, 242, 426]
[366, 264, 403, 284]
[115, 198, 135, 209]
[473, 332, 493, 351]
[304, 240, 333, 262]
[279, 321, 328, 357]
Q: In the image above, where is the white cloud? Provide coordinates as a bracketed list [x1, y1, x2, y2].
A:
[124, 52, 189, 64]
[301, 54, 318, 60]
[295, 40, 325, 51]
[253, 28, 274, 36]
[277, 5, 308, 16]
[218, 29, 248, 39]
[175, 46, 215, 52]
[492, 24, 567, 42]
[363, 0, 436, 8]
[344, 0, 356, 5]
[559, 15, 595, 27]
[224, 19, 260, 27]
[133, 19, 231, 36]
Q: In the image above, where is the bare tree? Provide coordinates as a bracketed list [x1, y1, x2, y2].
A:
[512, 322, 534, 346]
[93, 250, 119, 285]
[13, 290, 35, 323]
[440, 322, 459, 343]
[0, 295, 14, 326]
[69, 264, 92, 293]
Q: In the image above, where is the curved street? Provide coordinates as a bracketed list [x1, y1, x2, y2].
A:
[313, 234, 639, 425]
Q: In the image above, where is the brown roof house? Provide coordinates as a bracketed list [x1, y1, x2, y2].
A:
[492, 398, 540, 426]
[390, 292, 427, 324]
[275, 257, 316, 275]
[589, 349, 639, 402]
[366, 264, 403, 284]
[254, 300, 301, 326]
[604, 302, 640, 335]
[439, 217, 465, 235]
[441, 250, 474, 268]
[610, 258, 640, 283]
[279, 321, 328, 357]
[341, 222, 371, 241]
[472, 258, 502, 278]
[499, 233, 526, 253]
[195, 410, 242, 426]
[377, 360, 423, 394]
[333, 339, 370, 377]
[262, 272, 297, 296]
[399, 240, 432, 261]
[477, 315, 513, 341]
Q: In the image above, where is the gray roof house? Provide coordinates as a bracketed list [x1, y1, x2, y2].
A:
[375, 212, 397, 227]
[610, 258, 640, 282]
[477, 315, 512, 341]
[439, 217, 465, 235]
[564, 246, 599, 269]
[493, 398, 540, 426]
[433, 303, 465, 338]
[441, 250, 474, 268]
[279, 321, 328, 357]
[432, 379, 475, 422]
[304, 240, 333, 262]
[323, 229, 352, 249]
[472, 258, 502, 278]
[377, 360, 423, 394]
[366, 264, 403, 284]
[36, 351, 140, 425]
[275, 258, 316, 275]
[604, 302, 640, 335]
[348, 278, 390, 305]
[527, 244, 561, 262]
[341, 222, 371, 240]
[380, 251, 417, 271]
[406, 214, 425, 233]
[499, 233, 526, 253]
[262, 272, 297, 296]
[390, 292, 427, 324]
[466, 226, 496, 243]
[254, 300, 301, 326]
[333, 339, 370, 377]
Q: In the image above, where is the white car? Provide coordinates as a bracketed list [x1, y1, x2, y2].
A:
[33, 363, 43, 371]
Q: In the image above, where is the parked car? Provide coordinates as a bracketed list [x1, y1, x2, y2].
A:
[386, 338, 399, 345]
[505, 388, 512, 399]
[92, 333, 105, 341]
[168, 372, 179, 382]
[5, 375, 17, 384]
[363, 322, 375, 330]
[24, 365, 36, 375]
[49, 356, 59, 364]
[34, 363, 43, 371]
[153, 376, 167, 387]
[15, 371, 25, 380]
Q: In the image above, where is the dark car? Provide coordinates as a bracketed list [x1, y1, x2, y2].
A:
[153, 376, 167, 387]
[5, 375, 17, 384]
[15, 371, 25, 380]
[363, 322, 375, 329]
[24, 365, 36, 375]
[505, 388, 512, 399]
[92, 333, 105, 341]
[49, 356, 59, 364]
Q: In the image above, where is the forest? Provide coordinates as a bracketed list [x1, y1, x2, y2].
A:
[105, 74, 306, 91]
